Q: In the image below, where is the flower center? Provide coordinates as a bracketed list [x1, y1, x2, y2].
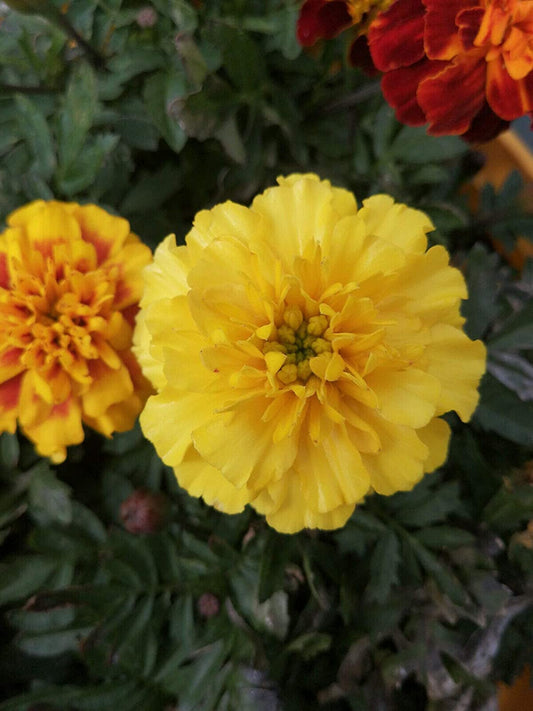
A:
[263, 305, 332, 384]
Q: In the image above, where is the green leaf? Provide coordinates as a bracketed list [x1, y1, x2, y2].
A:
[28, 464, 72, 527]
[489, 300, 533, 350]
[391, 125, 467, 164]
[407, 535, 468, 606]
[57, 62, 98, 169]
[476, 373, 533, 446]
[14, 94, 56, 179]
[213, 115, 246, 164]
[366, 530, 400, 604]
[210, 26, 266, 93]
[258, 531, 294, 603]
[286, 632, 332, 659]
[488, 350, 533, 401]
[57, 133, 119, 195]
[0, 432, 20, 469]
[392, 481, 463, 528]
[0, 555, 59, 605]
[143, 71, 187, 153]
[16, 625, 93, 657]
[462, 244, 502, 340]
[413, 526, 476, 550]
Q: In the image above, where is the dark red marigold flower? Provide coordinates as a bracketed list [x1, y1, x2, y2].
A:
[366, 0, 533, 141]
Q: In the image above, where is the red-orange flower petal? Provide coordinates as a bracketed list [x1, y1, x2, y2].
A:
[365, 0, 533, 139]
[381, 60, 445, 126]
[418, 51, 487, 134]
[424, 0, 479, 59]
[297, 0, 352, 45]
[486, 55, 533, 119]
[368, 0, 425, 70]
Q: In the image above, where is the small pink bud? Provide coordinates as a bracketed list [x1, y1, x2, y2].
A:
[197, 592, 220, 618]
[120, 489, 169, 534]
[136, 6, 157, 28]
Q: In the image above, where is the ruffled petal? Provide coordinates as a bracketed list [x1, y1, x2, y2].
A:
[425, 324, 486, 421]
[23, 397, 84, 463]
[369, 0, 426, 71]
[417, 417, 451, 472]
[486, 56, 533, 120]
[424, 0, 479, 59]
[418, 51, 487, 135]
[297, 0, 353, 46]
[175, 445, 249, 514]
[380, 61, 444, 127]
[360, 411, 429, 494]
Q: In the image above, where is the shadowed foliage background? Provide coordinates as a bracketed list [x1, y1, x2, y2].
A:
[1, 1, 533, 709]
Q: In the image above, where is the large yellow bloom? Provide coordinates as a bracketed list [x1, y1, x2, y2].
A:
[134, 174, 486, 533]
[0, 200, 153, 462]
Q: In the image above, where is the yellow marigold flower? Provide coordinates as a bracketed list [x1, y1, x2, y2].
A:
[134, 174, 486, 534]
[0, 200, 153, 463]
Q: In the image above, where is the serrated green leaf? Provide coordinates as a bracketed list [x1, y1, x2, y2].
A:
[28, 465, 72, 527]
[488, 351, 533, 401]
[57, 133, 119, 195]
[366, 530, 400, 604]
[476, 373, 533, 446]
[14, 94, 56, 179]
[489, 300, 533, 350]
[393, 481, 462, 528]
[0, 555, 59, 605]
[462, 244, 502, 339]
[407, 535, 468, 605]
[57, 62, 98, 168]
[0, 432, 20, 469]
[16, 625, 92, 657]
[258, 531, 294, 603]
[143, 71, 187, 153]
[413, 526, 476, 550]
[286, 632, 331, 659]
[391, 125, 467, 164]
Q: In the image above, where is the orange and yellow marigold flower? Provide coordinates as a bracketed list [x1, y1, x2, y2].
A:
[366, 0, 533, 141]
[134, 174, 486, 534]
[0, 200, 153, 462]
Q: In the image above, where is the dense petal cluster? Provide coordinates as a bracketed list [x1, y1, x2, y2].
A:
[134, 174, 485, 533]
[367, 0, 533, 141]
[0, 201, 153, 462]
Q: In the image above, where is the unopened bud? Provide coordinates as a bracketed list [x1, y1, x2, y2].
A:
[120, 489, 169, 534]
[136, 6, 157, 28]
[197, 592, 220, 618]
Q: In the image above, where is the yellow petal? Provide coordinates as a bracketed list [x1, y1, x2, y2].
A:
[140, 388, 224, 468]
[366, 367, 441, 428]
[361, 410, 429, 495]
[359, 195, 433, 254]
[252, 469, 355, 533]
[417, 417, 452, 473]
[73, 204, 131, 262]
[192, 397, 298, 491]
[82, 361, 133, 418]
[174, 445, 250, 514]
[23, 397, 84, 463]
[425, 324, 486, 421]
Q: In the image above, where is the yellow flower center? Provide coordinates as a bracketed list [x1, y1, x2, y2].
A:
[263, 306, 332, 384]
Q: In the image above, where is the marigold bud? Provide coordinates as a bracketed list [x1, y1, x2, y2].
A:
[136, 6, 157, 28]
[120, 489, 169, 534]
[197, 592, 220, 618]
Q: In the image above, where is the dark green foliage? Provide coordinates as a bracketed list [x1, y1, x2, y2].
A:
[1, 1, 533, 709]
